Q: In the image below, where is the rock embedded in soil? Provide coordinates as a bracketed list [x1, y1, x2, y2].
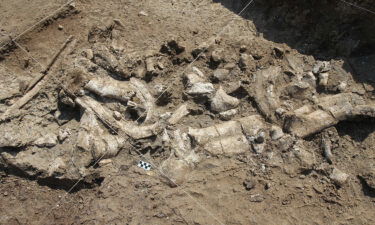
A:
[239, 53, 253, 70]
[186, 82, 215, 96]
[318, 73, 329, 87]
[359, 165, 375, 190]
[34, 134, 58, 148]
[212, 69, 230, 82]
[313, 61, 331, 74]
[219, 108, 238, 121]
[184, 73, 204, 87]
[211, 48, 224, 63]
[243, 179, 256, 190]
[58, 128, 70, 142]
[270, 125, 284, 140]
[249, 194, 265, 202]
[210, 87, 240, 113]
[337, 81, 347, 92]
[330, 168, 349, 186]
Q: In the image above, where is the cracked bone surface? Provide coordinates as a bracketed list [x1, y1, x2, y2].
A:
[188, 115, 264, 156]
[75, 96, 160, 140]
[77, 110, 125, 160]
[247, 66, 282, 122]
[158, 129, 199, 187]
[285, 93, 375, 137]
[129, 78, 156, 124]
[84, 77, 155, 123]
[85, 76, 135, 102]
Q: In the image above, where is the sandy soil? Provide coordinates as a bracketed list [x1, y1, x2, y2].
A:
[1, 0, 375, 225]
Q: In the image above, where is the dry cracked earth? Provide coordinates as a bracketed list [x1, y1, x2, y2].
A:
[0, 0, 375, 224]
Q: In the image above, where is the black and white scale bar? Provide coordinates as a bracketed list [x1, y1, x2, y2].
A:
[137, 160, 151, 171]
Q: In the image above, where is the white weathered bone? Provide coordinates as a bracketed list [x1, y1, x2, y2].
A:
[188, 115, 264, 156]
[85, 77, 135, 102]
[168, 104, 190, 125]
[285, 93, 375, 137]
[76, 96, 160, 140]
[77, 110, 124, 160]
[129, 78, 155, 123]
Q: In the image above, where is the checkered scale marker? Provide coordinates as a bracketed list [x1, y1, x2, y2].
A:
[137, 161, 151, 171]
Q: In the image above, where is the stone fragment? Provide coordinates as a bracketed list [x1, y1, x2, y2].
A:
[210, 88, 240, 113]
[34, 134, 58, 148]
[212, 69, 229, 82]
[59, 90, 75, 107]
[313, 61, 331, 74]
[319, 73, 329, 86]
[219, 109, 238, 121]
[160, 39, 185, 55]
[270, 125, 284, 140]
[138, 11, 148, 16]
[292, 141, 316, 168]
[82, 49, 93, 60]
[273, 47, 284, 58]
[132, 65, 146, 78]
[359, 164, 375, 190]
[337, 81, 347, 92]
[145, 57, 155, 73]
[211, 48, 224, 62]
[255, 131, 266, 144]
[113, 111, 122, 121]
[249, 194, 265, 202]
[186, 82, 215, 96]
[224, 62, 236, 70]
[302, 72, 317, 88]
[330, 168, 349, 186]
[99, 159, 113, 167]
[184, 73, 204, 87]
[58, 129, 70, 142]
[239, 53, 253, 69]
[284, 81, 312, 99]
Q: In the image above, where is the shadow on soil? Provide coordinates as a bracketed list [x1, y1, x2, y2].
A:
[214, 0, 375, 87]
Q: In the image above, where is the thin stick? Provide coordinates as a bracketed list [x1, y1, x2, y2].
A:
[25, 35, 73, 92]
[0, 37, 76, 122]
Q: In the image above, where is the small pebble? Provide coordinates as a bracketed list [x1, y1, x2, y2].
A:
[249, 194, 264, 202]
[243, 179, 256, 190]
[139, 11, 148, 16]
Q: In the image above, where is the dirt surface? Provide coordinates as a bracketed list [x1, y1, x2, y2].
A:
[1, 0, 375, 225]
